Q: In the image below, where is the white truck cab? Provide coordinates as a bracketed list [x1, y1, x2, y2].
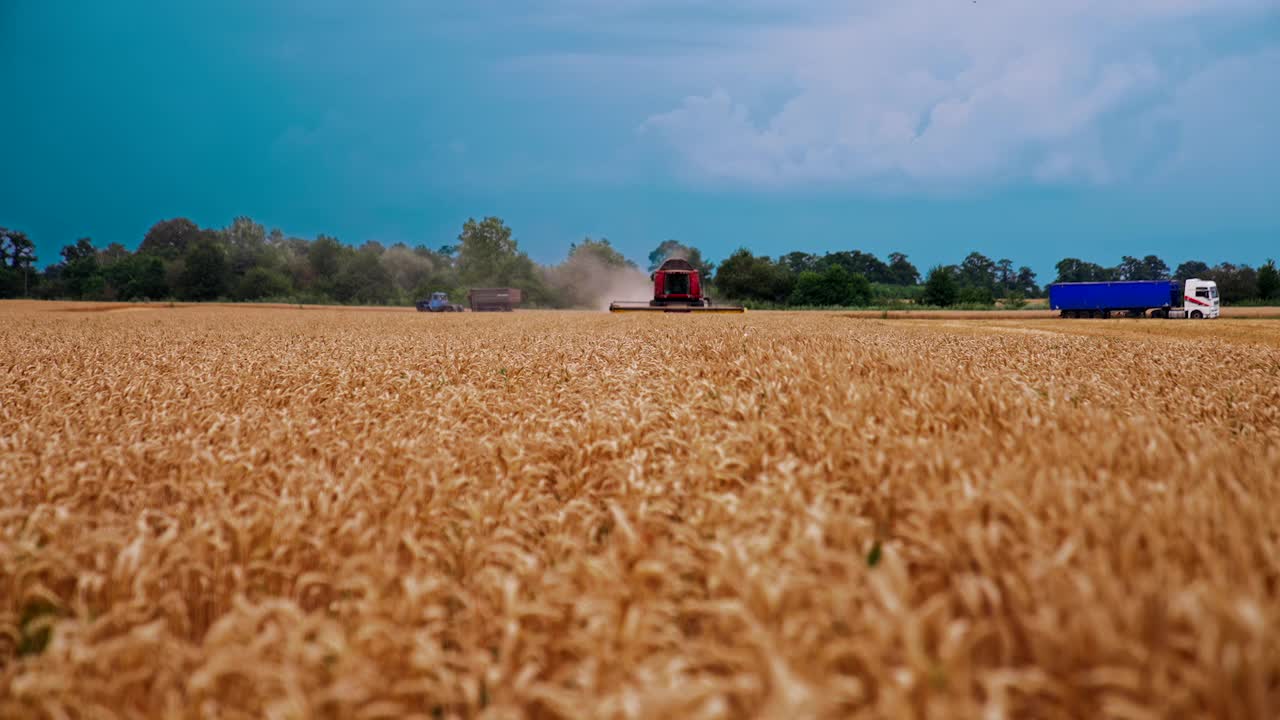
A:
[1180, 278, 1220, 319]
[1151, 279, 1219, 319]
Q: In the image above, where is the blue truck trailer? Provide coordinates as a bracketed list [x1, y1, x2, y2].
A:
[1049, 279, 1219, 319]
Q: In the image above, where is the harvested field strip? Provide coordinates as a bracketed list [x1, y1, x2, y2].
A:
[901, 317, 1280, 349]
[838, 306, 1280, 320]
[1, 305, 1277, 718]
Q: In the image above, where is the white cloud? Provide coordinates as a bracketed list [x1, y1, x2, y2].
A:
[632, 0, 1280, 188]
[1152, 47, 1280, 184]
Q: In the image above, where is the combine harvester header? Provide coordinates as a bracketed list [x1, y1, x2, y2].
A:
[609, 258, 744, 314]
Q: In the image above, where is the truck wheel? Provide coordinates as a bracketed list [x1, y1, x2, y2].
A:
[1191, 310, 1203, 319]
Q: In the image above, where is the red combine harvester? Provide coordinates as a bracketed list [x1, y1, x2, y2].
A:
[609, 258, 745, 313]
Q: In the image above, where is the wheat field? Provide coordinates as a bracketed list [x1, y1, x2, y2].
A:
[2, 302, 1278, 719]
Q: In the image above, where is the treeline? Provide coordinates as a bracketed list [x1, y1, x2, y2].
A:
[714, 250, 1279, 307]
[1, 218, 1276, 307]
[713, 249, 1039, 307]
[0, 217, 604, 306]
[1053, 256, 1279, 304]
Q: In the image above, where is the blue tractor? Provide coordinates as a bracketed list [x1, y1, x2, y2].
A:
[415, 291, 465, 312]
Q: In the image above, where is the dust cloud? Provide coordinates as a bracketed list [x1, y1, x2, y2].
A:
[545, 254, 653, 311]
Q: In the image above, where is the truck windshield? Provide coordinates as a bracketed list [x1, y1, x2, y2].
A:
[1210, 287, 1218, 298]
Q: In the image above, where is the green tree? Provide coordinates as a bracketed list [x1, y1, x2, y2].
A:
[789, 265, 872, 307]
[1115, 255, 1168, 281]
[1257, 259, 1279, 301]
[98, 242, 130, 266]
[544, 237, 647, 308]
[138, 218, 203, 260]
[713, 249, 794, 303]
[0, 265, 20, 298]
[1174, 260, 1210, 281]
[454, 217, 551, 303]
[177, 241, 232, 300]
[995, 258, 1015, 291]
[61, 237, 96, 263]
[380, 243, 443, 302]
[789, 271, 826, 306]
[647, 239, 715, 278]
[1054, 258, 1087, 283]
[309, 234, 346, 283]
[457, 216, 518, 284]
[1203, 263, 1258, 303]
[922, 266, 959, 307]
[0, 227, 37, 269]
[958, 251, 997, 290]
[1014, 266, 1040, 296]
[886, 252, 920, 286]
[0, 227, 37, 298]
[1115, 255, 1144, 281]
[104, 254, 168, 300]
[958, 286, 994, 305]
[234, 267, 292, 301]
[333, 248, 394, 304]
[60, 238, 104, 299]
[405, 244, 460, 298]
[567, 237, 636, 270]
[839, 269, 873, 306]
[821, 251, 891, 284]
[780, 251, 820, 274]
[1142, 255, 1170, 280]
[1055, 258, 1112, 283]
[223, 216, 268, 276]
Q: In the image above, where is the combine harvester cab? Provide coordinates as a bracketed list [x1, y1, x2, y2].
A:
[609, 258, 744, 313]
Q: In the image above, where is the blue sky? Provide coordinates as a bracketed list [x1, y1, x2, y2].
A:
[2, 1, 1278, 280]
